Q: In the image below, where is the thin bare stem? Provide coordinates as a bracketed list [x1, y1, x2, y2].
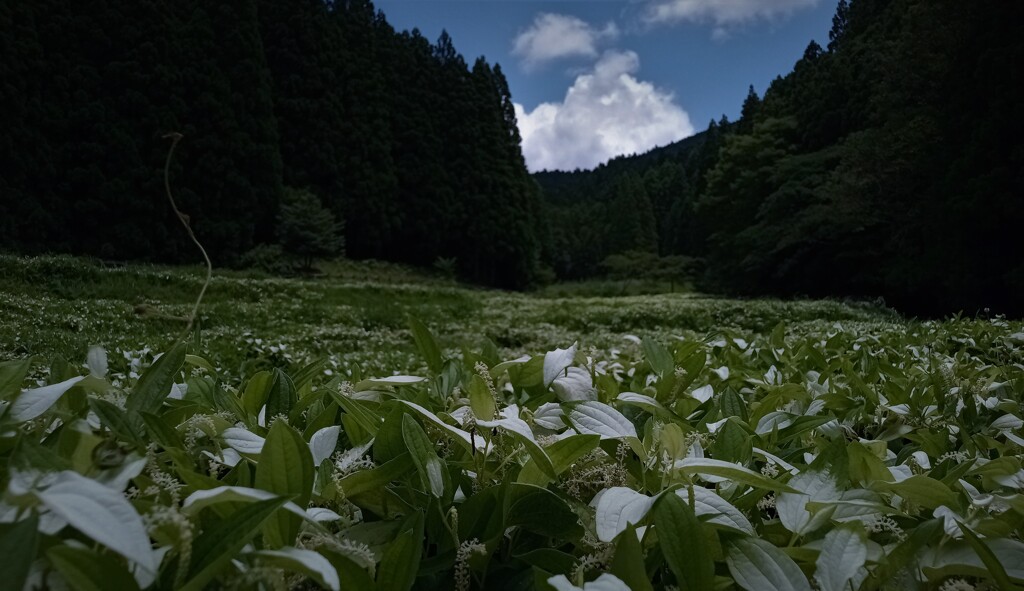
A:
[162, 132, 212, 340]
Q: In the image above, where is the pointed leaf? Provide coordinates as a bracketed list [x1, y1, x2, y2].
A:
[655, 492, 714, 591]
[726, 537, 811, 591]
[250, 547, 340, 591]
[37, 471, 155, 574]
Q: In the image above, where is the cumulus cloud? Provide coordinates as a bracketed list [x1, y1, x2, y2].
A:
[514, 51, 694, 172]
[644, 0, 820, 27]
[512, 13, 619, 69]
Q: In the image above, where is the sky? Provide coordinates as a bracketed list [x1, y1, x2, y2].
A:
[374, 0, 839, 172]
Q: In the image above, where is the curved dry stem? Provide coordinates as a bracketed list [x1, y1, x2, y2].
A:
[163, 132, 212, 339]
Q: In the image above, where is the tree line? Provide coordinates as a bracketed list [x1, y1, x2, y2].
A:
[536, 0, 1024, 316]
[0, 0, 546, 288]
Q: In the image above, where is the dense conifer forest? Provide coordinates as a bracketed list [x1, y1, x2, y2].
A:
[1, 0, 1021, 314]
[0, 0, 546, 289]
[538, 0, 1024, 316]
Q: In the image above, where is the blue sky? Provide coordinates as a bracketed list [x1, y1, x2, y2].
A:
[375, 0, 838, 171]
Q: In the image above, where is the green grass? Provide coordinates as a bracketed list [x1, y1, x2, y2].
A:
[1, 255, 900, 382]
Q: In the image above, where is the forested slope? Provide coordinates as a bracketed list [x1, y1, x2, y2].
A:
[537, 0, 1024, 316]
[0, 0, 545, 288]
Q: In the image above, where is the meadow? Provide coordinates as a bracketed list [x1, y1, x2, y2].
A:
[2, 255, 1023, 590]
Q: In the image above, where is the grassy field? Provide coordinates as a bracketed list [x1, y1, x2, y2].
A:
[1, 254, 898, 383]
[4, 255, 1024, 591]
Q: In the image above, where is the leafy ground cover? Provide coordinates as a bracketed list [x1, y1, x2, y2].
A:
[2, 255, 1023, 590]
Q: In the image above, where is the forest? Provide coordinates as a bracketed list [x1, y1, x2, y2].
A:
[1, 0, 1022, 315]
[539, 0, 1024, 317]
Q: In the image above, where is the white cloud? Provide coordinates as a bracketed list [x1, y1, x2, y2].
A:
[644, 0, 820, 27]
[514, 51, 694, 172]
[512, 13, 619, 69]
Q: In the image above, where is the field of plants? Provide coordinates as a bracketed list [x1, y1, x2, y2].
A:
[2, 255, 1023, 590]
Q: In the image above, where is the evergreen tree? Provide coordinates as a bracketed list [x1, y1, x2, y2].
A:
[277, 188, 344, 270]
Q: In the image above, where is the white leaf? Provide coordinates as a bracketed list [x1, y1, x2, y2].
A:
[727, 537, 811, 591]
[677, 486, 755, 534]
[553, 367, 596, 402]
[309, 426, 341, 466]
[167, 383, 188, 400]
[756, 412, 794, 435]
[37, 471, 156, 574]
[992, 414, 1024, 431]
[548, 574, 631, 591]
[425, 458, 445, 497]
[764, 365, 782, 386]
[249, 547, 340, 591]
[591, 487, 656, 542]
[616, 391, 666, 415]
[222, 427, 265, 455]
[777, 471, 839, 535]
[544, 343, 578, 387]
[182, 485, 306, 519]
[711, 366, 730, 380]
[922, 538, 1024, 580]
[690, 384, 713, 403]
[306, 507, 343, 522]
[10, 376, 85, 421]
[87, 346, 108, 379]
[94, 456, 148, 491]
[706, 418, 729, 434]
[366, 375, 425, 386]
[815, 524, 868, 591]
[202, 448, 242, 468]
[533, 403, 566, 431]
[752, 447, 799, 475]
[478, 405, 537, 443]
[568, 402, 637, 440]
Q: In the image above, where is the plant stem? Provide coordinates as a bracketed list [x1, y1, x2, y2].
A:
[162, 132, 212, 341]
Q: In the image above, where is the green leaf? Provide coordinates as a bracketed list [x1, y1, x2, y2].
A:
[643, 338, 674, 378]
[338, 453, 414, 498]
[720, 387, 747, 421]
[181, 496, 290, 591]
[330, 390, 382, 438]
[397, 400, 483, 454]
[610, 523, 653, 591]
[673, 458, 797, 493]
[402, 414, 448, 498]
[865, 518, 941, 590]
[127, 341, 186, 417]
[0, 357, 31, 400]
[957, 521, 1017, 591]
[376, 513, 424, 591]
[507, 485, 583, 539]
[255, 420, 315, 547]
[468, 374, 496, 420]
[873, 476, 960, 510]
[0, 514, 38, 590]
[265, 368, 297, 419]
[89, 398, 142, 444]
[518, 434, 600, 486]
[655, 492, 714, 591]
[409, 317, 443, 374]
[47, 544, 141, 591]
[713, 418, 753, 464]
[242, 371, 273, 419]
[139, 411, 184, 449]
[726, 537, 811, 591]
